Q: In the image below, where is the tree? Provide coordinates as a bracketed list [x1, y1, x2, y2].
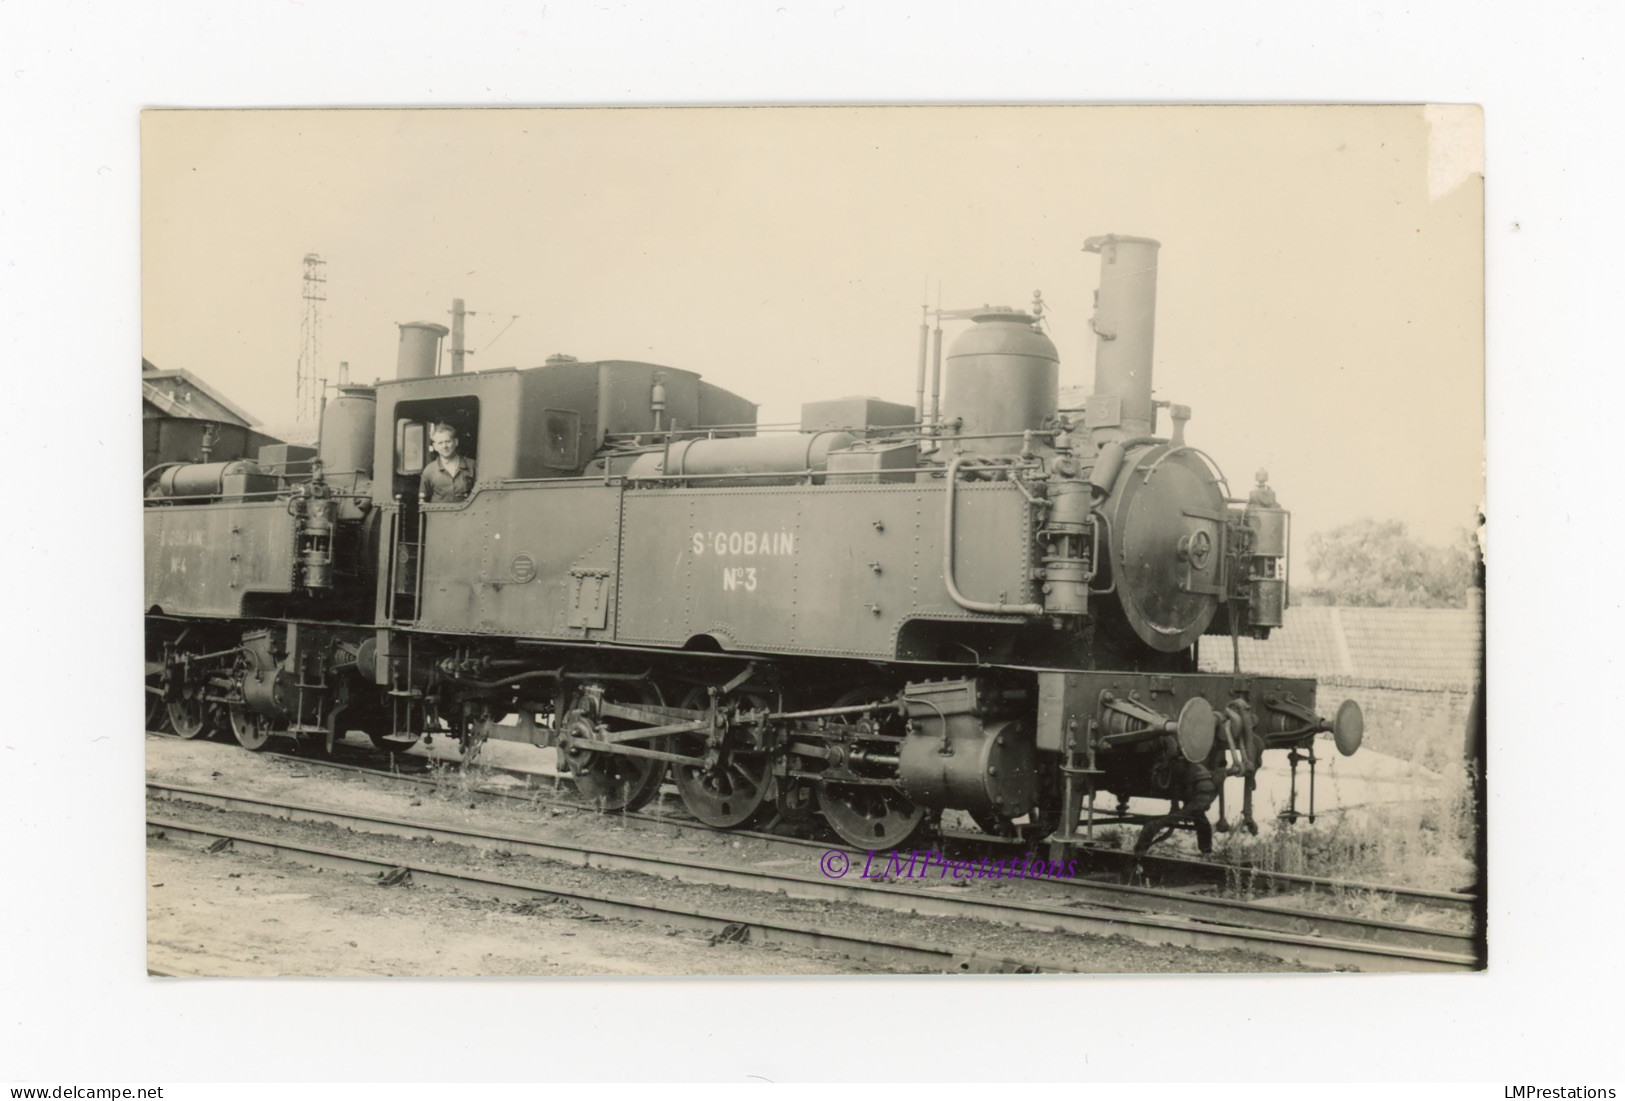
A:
[1302, 519, 1472, 608]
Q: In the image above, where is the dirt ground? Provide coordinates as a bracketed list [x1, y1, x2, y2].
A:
[146, 836, 895, 977]
[146, 735, 1310, 977]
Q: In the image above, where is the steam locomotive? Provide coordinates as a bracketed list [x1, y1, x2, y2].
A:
[144, 234, 1363, 852]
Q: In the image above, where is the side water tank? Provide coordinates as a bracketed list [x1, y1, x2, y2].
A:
[319, 385, 377, 478]
[941, 309, 1059, 456]
[624, 432, 856, 486]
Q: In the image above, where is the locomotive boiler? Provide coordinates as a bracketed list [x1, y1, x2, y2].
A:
[145, 232, 1363, 853]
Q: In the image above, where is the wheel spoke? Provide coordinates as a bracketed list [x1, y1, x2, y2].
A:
[814, 686, 924, 849]
[229, 707, 273, 752]
[566, 681, 667, 813]
[167, 694, 218, 741]
[817, 783, 925, 849]
[672, 687, 776, 829]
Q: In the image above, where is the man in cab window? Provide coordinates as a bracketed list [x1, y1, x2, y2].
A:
[419, 422, 476, 503]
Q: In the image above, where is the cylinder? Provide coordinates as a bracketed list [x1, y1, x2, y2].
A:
[319, 385, 377, 477]
[1249, 576, 1286, 629]
[396, 321, 449, 380]
[624, 431, 856, 485]
[156, 460, 264, 499]
[1083, 234, 1161, 444]
[940, 309, 1059, 456]
[1247, 506, 1288, 558]
[897, 717, 1036, 818]
[238, 635, 293, 721]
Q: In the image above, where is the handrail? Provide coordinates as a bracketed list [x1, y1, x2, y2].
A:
[941, 456, 1043, 617]
[143, 490, 372, 505]
[1140, 444, 1233, 497]
[413, 511, 428, 611]
[382, 509, 400, 621]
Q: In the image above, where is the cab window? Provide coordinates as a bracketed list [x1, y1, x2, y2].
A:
[543, 409, 580, 469]
[393, 396, 481, 476]
[396, 421, 426, 474]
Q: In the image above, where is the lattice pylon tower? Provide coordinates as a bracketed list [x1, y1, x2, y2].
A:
[296, 253, 328, 433]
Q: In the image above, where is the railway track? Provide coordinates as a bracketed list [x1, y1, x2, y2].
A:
[1064, 843, 1477, 915]
[146, 778, 1477, 971]
[146, 816, 1058, 975]
[149, 731, 1476, 932]
[150, 730, 1474, 912]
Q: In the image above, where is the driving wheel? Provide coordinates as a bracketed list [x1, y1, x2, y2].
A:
[817, 782, 925, 850]
[561, 681, 668, 813]
[166, 687, 219, 741]
[671, 687, 777, 829]
[815, 685, 923, 849]
[228, 706, 274, 751]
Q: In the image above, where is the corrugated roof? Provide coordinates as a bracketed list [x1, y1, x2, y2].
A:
[1199, 605, 1481, 690]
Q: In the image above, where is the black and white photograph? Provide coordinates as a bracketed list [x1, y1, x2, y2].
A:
[140, 105, 1484, 978]
[8, 1, 1622, 1089]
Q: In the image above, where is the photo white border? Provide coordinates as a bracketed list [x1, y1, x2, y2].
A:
[6, 0, 1618, 1084]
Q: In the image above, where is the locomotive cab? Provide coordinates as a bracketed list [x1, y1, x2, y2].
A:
[370, 359, 760, 631]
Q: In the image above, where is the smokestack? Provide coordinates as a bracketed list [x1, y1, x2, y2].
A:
[396, 321, 449, 380]
[1083, 234, 1161, 444]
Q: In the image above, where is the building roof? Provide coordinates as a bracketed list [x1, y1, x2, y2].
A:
[1198, 605, 1482, 691]
[141, 362, 261, 427]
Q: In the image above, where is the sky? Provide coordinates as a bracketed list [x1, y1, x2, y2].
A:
[143, 105, 1483, 560]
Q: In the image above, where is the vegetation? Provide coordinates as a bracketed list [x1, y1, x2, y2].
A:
[1209, 764, 1478, 924]
[1298, 519, 1475, 607]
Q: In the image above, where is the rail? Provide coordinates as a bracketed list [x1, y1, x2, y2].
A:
[145, 780, 1476, 972]
[146, 737, 1482, 954]
[147, 815, 1059, 975]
